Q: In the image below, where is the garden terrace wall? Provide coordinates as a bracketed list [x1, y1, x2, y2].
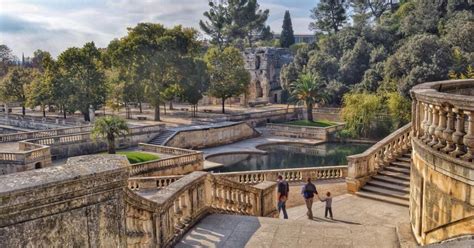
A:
[0, 155, 277, 247]
[0, 113, 86, 130]
[0, 143, 52, 175]
[166, 121, 259, 149]
[266, 123, 345, 141]
[312, 107, 342, 122]
[410, 79, 474, 245]
[128, 143, 204, 177]
[214, 107, 303, 127]
[0, 125, 92, 143]
[25, 124, 163, 159]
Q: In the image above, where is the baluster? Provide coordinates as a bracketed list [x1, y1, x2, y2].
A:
[461, 111, 474, 161]
[434, 106, 448, 149]
[428, 106, 440, 146]
[422, 104, 433, 142]
[442, 107, 456, 153]
[450, 110, 466, 157]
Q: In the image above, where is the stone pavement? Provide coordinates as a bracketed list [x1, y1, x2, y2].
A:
[176, 194, 410, 248]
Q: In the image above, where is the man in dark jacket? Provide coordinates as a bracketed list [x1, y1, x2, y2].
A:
[277, 175, 289, 219]
[301, 177, 318, 219]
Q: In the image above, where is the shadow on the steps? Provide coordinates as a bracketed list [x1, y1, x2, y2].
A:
[312, 216, 362, 225]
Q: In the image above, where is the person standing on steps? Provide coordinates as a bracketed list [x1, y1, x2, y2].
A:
[301, 178, 318, 219]
[320, 191, 333, 219]
[277, 175, 290, 219]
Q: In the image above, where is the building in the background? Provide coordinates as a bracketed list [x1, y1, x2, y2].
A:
[274, 34, 316, 44]
[242, 47, 293, 105]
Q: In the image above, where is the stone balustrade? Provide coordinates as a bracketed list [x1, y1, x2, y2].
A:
[0, 142, 52, 174]
[266, 123, 345, 140]
[125, 171, 277, 247]
[0, 125, 92, 143]
[346, 123, 412, 192]
[409, 79, 474, 245]
[411, 80, 474, 161]
[214, 166, 347, 184]
[129, 146, 203, 177]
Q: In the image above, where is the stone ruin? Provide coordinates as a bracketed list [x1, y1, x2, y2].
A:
[243, 47, 293, 105]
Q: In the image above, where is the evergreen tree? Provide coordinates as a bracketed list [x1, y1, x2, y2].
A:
[199, 1, 231, 49]
[310, 0, 348, 33]
[280, 10, 295, 48]
[227, 0, 270, 47]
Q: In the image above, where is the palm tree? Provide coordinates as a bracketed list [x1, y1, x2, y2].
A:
[92, 116, 129, 154]
[289, 73, 328, 122]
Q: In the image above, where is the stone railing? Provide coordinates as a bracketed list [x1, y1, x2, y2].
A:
[266, 123, 345, 140]
[125, 171, 277, 247]
[129, 145, 203, 177]
[214, 165, 348, 184]
[411, 79, 474, 162]
[0, 125, 92, 143]
[0, 142, 52, 174]
[129, 166, 348, 189]
[409, 79, 474, 245]
[346, 123, 412, 192]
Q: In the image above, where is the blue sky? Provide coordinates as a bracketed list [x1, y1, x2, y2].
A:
[0, 0, 317, 57]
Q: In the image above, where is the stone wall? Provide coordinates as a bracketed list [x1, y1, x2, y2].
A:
[410, 139, 473, 245]
[243, 47, 293, 104]
[266, 123, 345, 141]
[166, 122, 259, 149]
[0, 155, 130, 247]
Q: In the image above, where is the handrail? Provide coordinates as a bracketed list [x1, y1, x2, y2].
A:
[346, 123, 412, 192]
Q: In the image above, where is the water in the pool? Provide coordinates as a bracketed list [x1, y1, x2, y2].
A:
[207, 142, 371, 172]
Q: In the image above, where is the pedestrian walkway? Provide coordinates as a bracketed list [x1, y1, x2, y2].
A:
[176, 194, 410, 248]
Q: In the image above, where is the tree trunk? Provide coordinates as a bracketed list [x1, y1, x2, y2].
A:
[139, 101, 143, 113]
[22, 105, 25, 116]
[169, 101, 173, 110]
[154, 106, 160, 121]
[42, 105, 46, 117]
[222, 98, 226, 114]
[307, 102, 314, 122]
[63, 105, 67, 119]
[163, 103, 166, 115]
[108, 135, 116, 154]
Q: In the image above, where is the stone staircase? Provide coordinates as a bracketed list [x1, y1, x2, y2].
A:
[356, 151, 411, 207]
[148, 129, 176, 145]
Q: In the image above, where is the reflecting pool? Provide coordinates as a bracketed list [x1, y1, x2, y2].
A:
[207, 142, 371, 172]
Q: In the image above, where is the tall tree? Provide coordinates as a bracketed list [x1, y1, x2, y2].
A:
[0, 67, 38, 115]
[57, 42, 107, 121]
[31, 50, 52, 72]
[227, 0, 270, 47]
[205, 46, 250, 113]
[179, 57, 210, 117]
[288, 73, 328, 122]
[280, 10, 295, 48]
[310, 0, 348, 33]
[200, 1, 231, 49]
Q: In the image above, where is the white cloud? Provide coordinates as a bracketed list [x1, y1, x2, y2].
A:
[0, 0, 316, 57]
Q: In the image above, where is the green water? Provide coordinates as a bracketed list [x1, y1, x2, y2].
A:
[207, 142, 371, 172]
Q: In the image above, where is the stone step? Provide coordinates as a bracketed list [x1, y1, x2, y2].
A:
[356, 191, 409, 207]
[390, 161, 411, 169]
[372, 175, 410, 187]
[396, 157, 411, 163]
[367, 180, 409, 193]
[378, 171, 410, 181]
[384, 166, 410, 175]
[402, 153, 412, 158]
[360, 185, 409, 201]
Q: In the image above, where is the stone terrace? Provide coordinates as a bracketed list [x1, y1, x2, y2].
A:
[177, 194, 410, 248]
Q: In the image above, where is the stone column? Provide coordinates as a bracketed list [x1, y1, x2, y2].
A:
[461, 111, 474, 161]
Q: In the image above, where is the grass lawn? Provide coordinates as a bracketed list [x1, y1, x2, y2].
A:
[116, 151, 160, 164]
[284, 120, 337, 127]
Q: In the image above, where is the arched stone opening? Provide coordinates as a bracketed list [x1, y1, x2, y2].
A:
[35, 162, 42, 169]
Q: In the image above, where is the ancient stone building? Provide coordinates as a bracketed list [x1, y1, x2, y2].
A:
[243, 47, 293, 105]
